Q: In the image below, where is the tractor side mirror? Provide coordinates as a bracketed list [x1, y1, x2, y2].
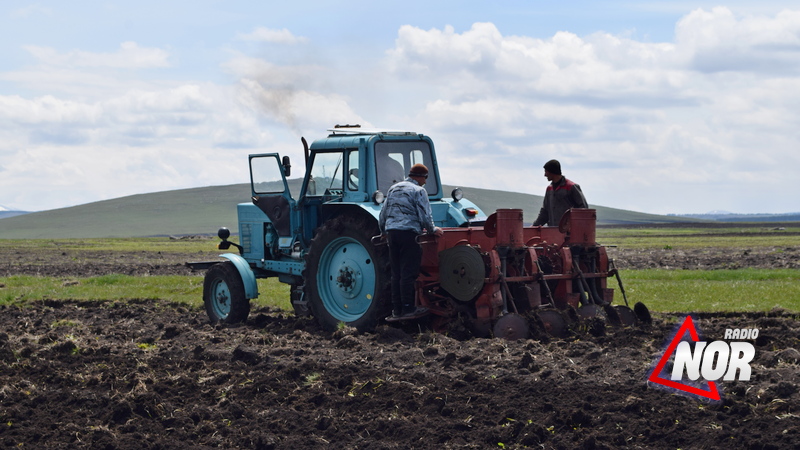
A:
[282, 156, 291, 177]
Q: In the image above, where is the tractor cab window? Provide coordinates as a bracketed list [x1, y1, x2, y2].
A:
[347, 150, 359, 191]
[375, 141, 438, 196]
[251, 155, 288, 194]
[306, 150, 358, 196]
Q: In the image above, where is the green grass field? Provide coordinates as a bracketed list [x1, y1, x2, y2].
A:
[3, 270, 796, 314]
[1, 227, 798, 313]
[0, 237, 216, 254]
[620, 269, 800, 312]
[0, 274, 291, 311]
[596, 226, 800, 249]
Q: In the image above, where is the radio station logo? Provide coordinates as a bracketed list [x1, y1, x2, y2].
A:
[648, 315, 757, 401]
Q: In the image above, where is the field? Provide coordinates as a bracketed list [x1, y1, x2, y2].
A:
[1, 225, 799, 449]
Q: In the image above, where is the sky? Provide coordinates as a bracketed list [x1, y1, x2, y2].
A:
[1, 1, 799, 215]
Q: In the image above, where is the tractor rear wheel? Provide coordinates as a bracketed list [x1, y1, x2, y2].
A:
[203, 261, 250, 323]
[305, 215, 391, 332]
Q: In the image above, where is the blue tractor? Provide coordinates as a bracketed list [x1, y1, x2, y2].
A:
[191, 125, 486, 332]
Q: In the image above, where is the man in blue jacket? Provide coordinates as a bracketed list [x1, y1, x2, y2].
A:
[379, 163, 442, 321]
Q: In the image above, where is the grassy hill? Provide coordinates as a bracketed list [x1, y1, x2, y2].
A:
[0, 181, 697, 239]
[455, 186, 688, 226]
[0, 211, 28, 220]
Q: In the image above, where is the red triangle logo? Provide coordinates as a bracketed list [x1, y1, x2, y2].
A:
[648, 316, 721, 401]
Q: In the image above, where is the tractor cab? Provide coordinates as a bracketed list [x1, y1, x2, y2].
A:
[246, 127, 483, 256]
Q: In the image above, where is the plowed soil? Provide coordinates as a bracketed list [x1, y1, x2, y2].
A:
[1, 241, 799, 449]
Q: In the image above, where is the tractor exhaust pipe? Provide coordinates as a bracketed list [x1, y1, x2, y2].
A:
[301, 137, 310, 165]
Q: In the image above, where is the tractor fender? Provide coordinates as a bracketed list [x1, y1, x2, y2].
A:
[322, 200, 484, 229]
[321, 202, 382, 225]
[219, 253, 259, 299]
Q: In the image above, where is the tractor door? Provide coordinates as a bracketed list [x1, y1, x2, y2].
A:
[297, 147, 363, 244]
[249, 154, 295, 237]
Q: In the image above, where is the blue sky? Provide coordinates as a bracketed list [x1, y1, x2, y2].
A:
[1, 1, 799, 215]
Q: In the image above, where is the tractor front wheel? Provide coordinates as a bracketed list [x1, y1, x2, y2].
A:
[203, 261, 250, 323]
[305, 216, 390, 332]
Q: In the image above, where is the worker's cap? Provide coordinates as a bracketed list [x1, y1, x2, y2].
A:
[543, 159, 562, 175]
[408, 163, 429, 179]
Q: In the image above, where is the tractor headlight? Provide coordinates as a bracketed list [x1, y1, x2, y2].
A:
[451, 188, 463, 202]
[372, 190, 385, 204]
[217, 227, 232, 250]
[218, 227, 231, 240]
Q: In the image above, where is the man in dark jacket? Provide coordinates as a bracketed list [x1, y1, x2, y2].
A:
[533, 159, 588, 226]
[379, 163, 442, 321]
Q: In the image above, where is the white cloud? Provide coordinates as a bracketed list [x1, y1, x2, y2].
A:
[2, 5, 800, 215]
[383, 10, 800, 214]
[0, 94, 100, 125]
[389, 22, 687, 100]
[0, 81, 279, 210]
[0, 42, 174, 101]
[23, 41, 170, 69]
[676, 7, 800, 73]
[237, 27, 308, 45]
[0, 85, 219, 145]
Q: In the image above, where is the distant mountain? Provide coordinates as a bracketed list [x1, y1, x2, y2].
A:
[672, 212, 800, 222]
[0, 182, 705, 239]
[0, 205, 30, 220]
